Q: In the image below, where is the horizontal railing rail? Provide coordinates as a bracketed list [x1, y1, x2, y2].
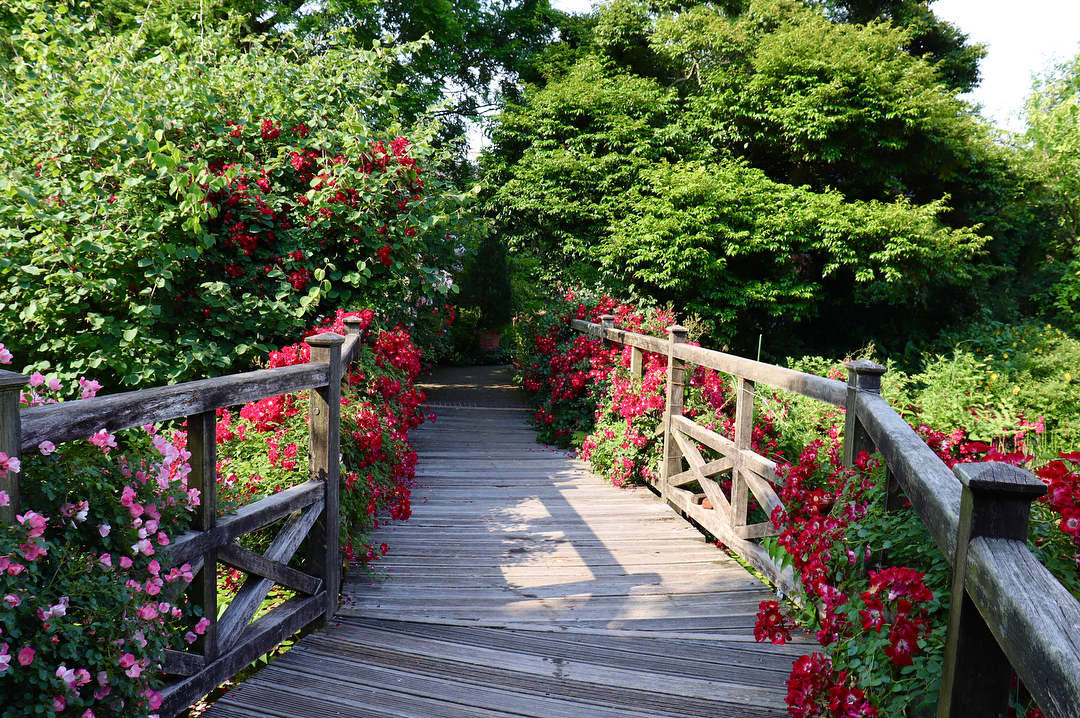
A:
[571, 316, 1080, 718]
[0, 318, 365, 718]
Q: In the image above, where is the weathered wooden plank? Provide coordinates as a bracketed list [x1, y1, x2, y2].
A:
[217, 542, 323, 596]
[663, 484, 795, 595]
[167, 481, 325, 565]
[962, 538, 1080, 718]
[216, 499, 325, 653]
[163, 649, 206, 677]
[670, 415, 783, 517]
[21, 364, 329, 452]
[160, 594, 325, 718]
[571, 319, 846, 405]
[0, 370, 26, 522]
[304, 332, 344, 623]
[672, 429, 732, 519]
[855, 392, 962, 561]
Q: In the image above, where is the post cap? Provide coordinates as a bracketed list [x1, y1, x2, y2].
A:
[304, 332, 346, 347]
[844, 360, 886, 376]
[954, 461, 1047, 499]
[342, 317, 365, 333]
[0, 369, 29, 391]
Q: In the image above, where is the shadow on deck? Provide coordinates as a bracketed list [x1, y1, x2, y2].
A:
[204, 366, 808, 718]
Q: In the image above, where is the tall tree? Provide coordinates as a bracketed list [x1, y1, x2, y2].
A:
[483, 0, 1034, 355]
[824, 0, 986, 92]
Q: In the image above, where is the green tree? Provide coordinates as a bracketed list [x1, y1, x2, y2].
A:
[823, 0, 986, 92]
[483, 0, 1028, 354]
[1026, 50, 1080, 329]
[0, 2, 472, 388]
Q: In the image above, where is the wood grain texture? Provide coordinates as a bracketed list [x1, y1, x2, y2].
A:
[962, 538, 1080, 718]
[167, 480, 325, 565]
[21, 363, 328, 452]
[205, 404, 807, 718]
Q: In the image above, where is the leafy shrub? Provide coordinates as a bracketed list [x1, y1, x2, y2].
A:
[0, 2, 470, 390]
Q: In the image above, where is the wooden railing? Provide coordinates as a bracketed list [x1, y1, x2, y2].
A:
[572, 316, 1080, 718]
[0, 317, 365, 717]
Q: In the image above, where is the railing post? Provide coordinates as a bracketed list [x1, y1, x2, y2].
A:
[0, 370, 27, 524]
[599, 314, 615, 349]
[731, 378, 754, 528]
[186, 411, 219, 661]
[305, 332, 344, 623]
[842, 360, 886, 468]
[660, 325, 688, 503]
[937, 462, 1047, 718]
[630, 347, 643, 380]
[343, 316, 366, 345]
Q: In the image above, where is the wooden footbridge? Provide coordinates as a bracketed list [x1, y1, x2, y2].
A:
[5, 320, 1080, 718]
[203, 366, 809, 717]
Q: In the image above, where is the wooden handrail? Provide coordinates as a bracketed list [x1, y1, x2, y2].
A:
[571, 318, 1080, 718]
[0, 316, 367, 718]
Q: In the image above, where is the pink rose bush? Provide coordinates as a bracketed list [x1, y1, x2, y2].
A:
[1, 407, 200, 716]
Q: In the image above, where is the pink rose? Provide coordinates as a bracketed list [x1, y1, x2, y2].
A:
[38, 441, 55, 455]
[19, 543, 48, 561]
[16, 510, 47, 538]
[88, 428, 116, 453]
[17, 646, 35, 666]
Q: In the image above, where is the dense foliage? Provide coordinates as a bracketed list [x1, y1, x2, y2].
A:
[483, 0, 1046, 357]
[1, 360, 201, 717]
[0, 2, 471, 389]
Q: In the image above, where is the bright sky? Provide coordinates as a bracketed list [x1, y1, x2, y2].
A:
[550, 0, 1080, 133]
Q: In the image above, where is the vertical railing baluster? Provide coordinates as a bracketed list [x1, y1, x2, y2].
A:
[630, 347, 643, 380]
[842, 360, 886, 468]
[731, 378, 754, 529]
[660, 325, 688, 504]
[937, 462, 1047, 717]
[305, 332, 344, 623]
[600, 314, 614, 348]
[186, 410, 219, 662]
[343, 316, 365, 349]
[0, 370, 26, 524]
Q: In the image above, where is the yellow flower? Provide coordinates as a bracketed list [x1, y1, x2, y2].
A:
[1013, 386, 1020, 395]
[1066, 373, 1072, 383]
[990, 373, 998, 380]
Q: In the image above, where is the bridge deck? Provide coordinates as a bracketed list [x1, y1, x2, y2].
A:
[205, 368, 808, 717]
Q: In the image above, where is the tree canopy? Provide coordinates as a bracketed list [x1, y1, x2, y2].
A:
[482, 0, 1039, 356]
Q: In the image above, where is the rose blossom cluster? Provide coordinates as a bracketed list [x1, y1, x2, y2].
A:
[2, 383, 200, 717]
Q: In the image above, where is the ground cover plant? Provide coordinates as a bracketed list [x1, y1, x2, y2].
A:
[514, 293, 1079, 717]
[0, 309, 430, 715]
